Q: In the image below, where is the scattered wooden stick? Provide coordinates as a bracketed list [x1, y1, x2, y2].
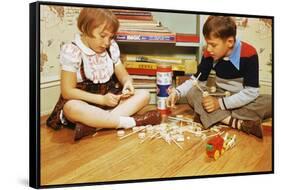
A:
[195, 83, 204, 94]
[196, 73, 202, 80]
[206, 131, 225, 139]
[167, 116, 193, 123]
[172, 138, 184, 150]
[119, 127, 146, 140]
[139, 134, 151, 144]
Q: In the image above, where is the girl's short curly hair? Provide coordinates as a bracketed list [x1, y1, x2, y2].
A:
[77, 8, 119, 37]
[203, 16, 237, 41]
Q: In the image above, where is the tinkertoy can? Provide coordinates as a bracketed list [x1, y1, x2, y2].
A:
[156, 64, 172, 115]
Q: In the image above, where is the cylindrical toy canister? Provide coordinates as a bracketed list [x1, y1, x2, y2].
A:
[156, 64, 172, 115]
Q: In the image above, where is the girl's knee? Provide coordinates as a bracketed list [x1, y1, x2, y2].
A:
[136, 89, 150, 103]
[63, 100, 85, 118]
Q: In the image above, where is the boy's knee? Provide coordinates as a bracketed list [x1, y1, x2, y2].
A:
[186, 86, 203, 106]
[187, 86, 200, 99]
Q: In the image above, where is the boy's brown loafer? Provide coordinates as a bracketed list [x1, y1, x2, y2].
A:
[240, 119, 263, 139]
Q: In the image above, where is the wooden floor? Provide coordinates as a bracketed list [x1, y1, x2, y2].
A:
[40, 104, 272, 186]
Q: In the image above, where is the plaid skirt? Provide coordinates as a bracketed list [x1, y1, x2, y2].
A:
[46, 78, 122, 130]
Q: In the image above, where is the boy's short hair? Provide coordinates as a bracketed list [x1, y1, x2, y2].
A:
[77, 8, 119, 37]
[203, 16, 237, 40]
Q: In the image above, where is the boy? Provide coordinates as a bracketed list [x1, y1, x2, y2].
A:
[166, 16, 272, 138]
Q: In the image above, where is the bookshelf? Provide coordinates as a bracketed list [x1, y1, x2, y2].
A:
[116, 11, 202, 104]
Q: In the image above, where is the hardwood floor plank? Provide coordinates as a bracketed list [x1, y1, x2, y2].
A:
[40, 104, 272, 185]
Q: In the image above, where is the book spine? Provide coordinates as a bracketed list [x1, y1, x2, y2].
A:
[130, 75, 156, 80]
[126, 68, 156, 76]
[124, 61, 188, 73]
[116, 34, 176, 42]
[124, 62, 157, 70]
[122, 54, 196, 63]
[176, 34, 200, 43]
[112, 12, 152, 16]
[115, 15, 153, 21]
[175, 76, 191, 86]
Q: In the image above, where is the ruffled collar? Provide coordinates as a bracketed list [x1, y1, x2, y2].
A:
[74, 34, 107, 57]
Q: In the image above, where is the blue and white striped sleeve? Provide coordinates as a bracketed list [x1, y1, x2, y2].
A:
[218, 86, 259, 110]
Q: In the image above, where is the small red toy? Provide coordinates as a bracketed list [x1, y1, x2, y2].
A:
[206, 135, 225, 160]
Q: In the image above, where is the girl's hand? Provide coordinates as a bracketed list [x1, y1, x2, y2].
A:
[103, 93, 122, 107]
[202, 96, 220, 113]
[166, 87, 179, 108]
[122, 80, 134, 98]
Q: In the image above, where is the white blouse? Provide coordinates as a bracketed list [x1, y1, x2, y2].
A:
[59, 34, 121, 83]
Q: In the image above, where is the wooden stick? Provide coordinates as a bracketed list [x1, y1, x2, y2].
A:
[196, 83, 204, 94]
[172, 138, 184, 150]
[119, 127, 146, 140]
[196, 72, 202, 80]
[150, 131, 160, 140]
[206, 131, 225, 139]
[167, 116, 193, 123]
[139, 134, 151, 144]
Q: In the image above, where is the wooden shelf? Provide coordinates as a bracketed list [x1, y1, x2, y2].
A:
[175, 42, 201, 47]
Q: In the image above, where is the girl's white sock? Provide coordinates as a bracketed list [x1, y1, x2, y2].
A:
[118, 116, 136, 129]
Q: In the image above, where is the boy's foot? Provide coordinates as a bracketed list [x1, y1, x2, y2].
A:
[133, 110, 162, 126]
[229, 118, 263, 139]
[74, 123, 96, 141]
[240, 120, 263, 139]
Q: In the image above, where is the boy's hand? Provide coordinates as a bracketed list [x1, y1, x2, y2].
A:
[103, 93, 122, 107]
[166, 87, 179, 109]
[202, 96, 220, 113]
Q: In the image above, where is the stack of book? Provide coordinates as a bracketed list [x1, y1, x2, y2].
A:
[130, 74, 157, 104]
[122, 54, 197, 76]
[112, 9, 176, 43]
[111, 9, 153, 21]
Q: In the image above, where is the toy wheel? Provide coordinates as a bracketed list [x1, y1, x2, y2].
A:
[214, 150, 220, 160]
[221, 148, 225, 155]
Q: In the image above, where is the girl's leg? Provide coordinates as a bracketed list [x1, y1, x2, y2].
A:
[110, 89, 150, 116]
[63, 89, 153, 130]
[63, 99, 120, 128]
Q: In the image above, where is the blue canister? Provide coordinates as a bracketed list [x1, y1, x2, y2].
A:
[156, 64, 172, 115]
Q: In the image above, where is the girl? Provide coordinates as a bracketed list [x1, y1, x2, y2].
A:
[47, 8, 161, 141]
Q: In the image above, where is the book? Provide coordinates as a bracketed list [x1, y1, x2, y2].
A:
[115, 15, 153, 21]
[133, 79, 157, 89]
[119, 26, 171, 33]
[130, 75, 156, 80]
[116, 31, 176, 43]
[176, 33, 200, 43]
[111, 9, 152, 16]
[126, 68, 156, 76]
[122, 55, 198, 74]
[124, 61, 157, 70]
[119, 19, 161, 28]
[122, 54, 196, 64]
[124, 61, 186, 73]
[175, 75, 191, 86]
